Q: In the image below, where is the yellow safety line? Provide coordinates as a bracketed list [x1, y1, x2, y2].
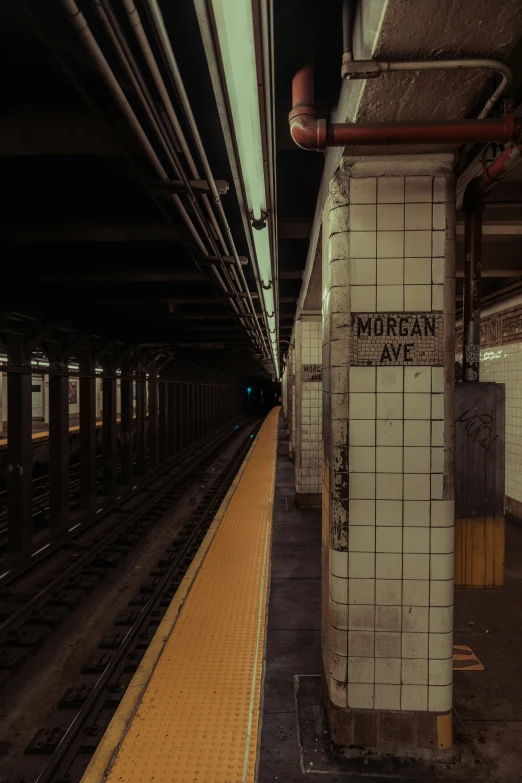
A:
[89, 408, 279, 783]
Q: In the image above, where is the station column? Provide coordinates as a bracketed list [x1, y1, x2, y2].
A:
[322, 155, 455, 753]
[295, 314, 322, 508]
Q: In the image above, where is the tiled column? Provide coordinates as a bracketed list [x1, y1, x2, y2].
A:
[295, 315, 322, 507]
[322, 155, 455, 754]
[287, 344, 296, 459]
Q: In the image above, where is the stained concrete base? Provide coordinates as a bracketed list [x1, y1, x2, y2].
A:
[294, 491, 321, 509]
[257, 414, 522, 783]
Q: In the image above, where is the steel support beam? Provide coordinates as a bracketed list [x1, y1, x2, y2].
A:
[79, 349, 97, 515]
[158, 377, 168, 463]
[48, 345, 69, 530]
[148, 364, 158, 469]
[102, 355, 117, 497]
[167, 379, 176, 459]
[135, 362, 147, 475]
[120, 359, 134, 484]
[6, 334, 33, 555]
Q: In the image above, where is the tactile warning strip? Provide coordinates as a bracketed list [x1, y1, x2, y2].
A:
[105, 408, 279, 783]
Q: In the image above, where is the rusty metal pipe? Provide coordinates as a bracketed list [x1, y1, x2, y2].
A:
[289, 66, 522, 151]
[462, 197, 483, 382]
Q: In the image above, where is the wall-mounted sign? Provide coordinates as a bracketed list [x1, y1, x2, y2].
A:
[302, 364, 322, 382]
[68, 381, 78, 405]
[350, 312, 443, 366]
[31, 384, 41, 393]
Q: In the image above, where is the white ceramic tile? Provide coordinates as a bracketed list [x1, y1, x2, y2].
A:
[404, 393, 431, 419]
[403, 553, 430, 580]
[403, 500, 431, 527]
[349, 392, 376, 419]
[349, 552, 375, 579]
[402, 658, 428, 685]
[349, 526, 375, 552]
[348, 630, 374, 657]
[405, 202, 432, 230]
[377, 257, 403, 285]
[330, 548, 349, 577]
[375, 552, 402, 578]
[375, 657, 401, 685]
[431, 527, 454, 554]
[330, 574, 349, 604]
[349, 420, 376, 447]
[378, 177, 404, 203]
[350, 204, 377, 231]
[431, 500, 454, 527]
[402, 684, 428, 711]
[349, 499, 376, 526]
[431, 474, 443, 500]
[329, 651, 347, 681]
[377, 393, 403, 419]
[377, 284, 404, 311]
[351, 257, 377, 285]
[404, 285, 432, 311]
[375, 631, 401, 658]
[347, 656, 374, 683]
[432, 257, 445, 284]
[404, 446, 430, 473]
[375, 683, 401, 709]
[405, 256, 431, 284]
[375, 579, 402, 605]
[377, 420, 403, 446]
[348, 604, 375, 631]
[428, 631, 453, 659]
[403, 527, 430, 554]
[404, 474, 430, 500]
[377, 230, 404, 259]
[330, 599, 349, 630]
[402, 606, 429, 633]
[431, 367, 444, 393]
[350, 231, 376, 258]
[429, 606, 453, 633]
[328, 624, 348, 656]
[430, 553, 454, 580]
[401, 631, 429, 658]
[432, 230, 445, 256]
[349, 579, 375, 606]
[404, 420, 430, 446]
[327, 675, 347, 708]
[405, 176, 432, 203]
[429, 580, 453, 607]
[404, 366, 431, 393]
[431, 421, 444, 447]
[350, 366, 376, 392]
[347, 682, 374, 709]
[404, 230, 432, 257]
[433, 177, 448, 203]
[350, 177, 376, 204]
[429, 658, 453, 687]
[377, 366, 403, 392]
[432, 284, 444, 311]
[376, 500, 403, 526]
[376, 446, 402, 473]
[431, 394, 444, 420]
[377, 203, 404, 230]
[376, 526, 403, 553]
[376, 473, 403, 499]
[428, 684, 452, 712]
[403, 579, 429, 606]
[349, 446, 375, 473]
[351, 286, 376, 311]
[375, 605, 401, 631]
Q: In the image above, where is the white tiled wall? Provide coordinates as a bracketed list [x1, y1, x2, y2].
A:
[472, 342, 522, 505]
[323, 158, 456, 715]
[297, 319, 322, 495]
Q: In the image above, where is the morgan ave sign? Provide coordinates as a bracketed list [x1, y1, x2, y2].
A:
[350, 312, 443, 366]
[302, 364, 322, 382]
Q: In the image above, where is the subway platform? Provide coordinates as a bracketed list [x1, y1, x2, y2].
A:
[80, 409, 522, 783]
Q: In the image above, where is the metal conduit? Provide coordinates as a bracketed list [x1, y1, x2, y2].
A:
[60, 0, 268, 359]
[144, 0, 271, 360]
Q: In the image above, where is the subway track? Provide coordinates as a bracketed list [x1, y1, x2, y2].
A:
[0, 418, 251, 679]
[0, 416, 260, 782]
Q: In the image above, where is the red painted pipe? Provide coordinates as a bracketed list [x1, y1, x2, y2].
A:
[289, 66, 522, 151]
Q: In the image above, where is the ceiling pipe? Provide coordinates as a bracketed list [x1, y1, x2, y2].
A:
[289, 66, 521, 151]
[461, 142, 522, 382]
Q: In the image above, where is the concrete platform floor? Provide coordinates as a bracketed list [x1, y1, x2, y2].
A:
[258, 414, 522, 782]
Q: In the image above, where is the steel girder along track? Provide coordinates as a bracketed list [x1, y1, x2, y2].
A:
[0, 417, 250, 684]
[13, 418, 261, 783]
